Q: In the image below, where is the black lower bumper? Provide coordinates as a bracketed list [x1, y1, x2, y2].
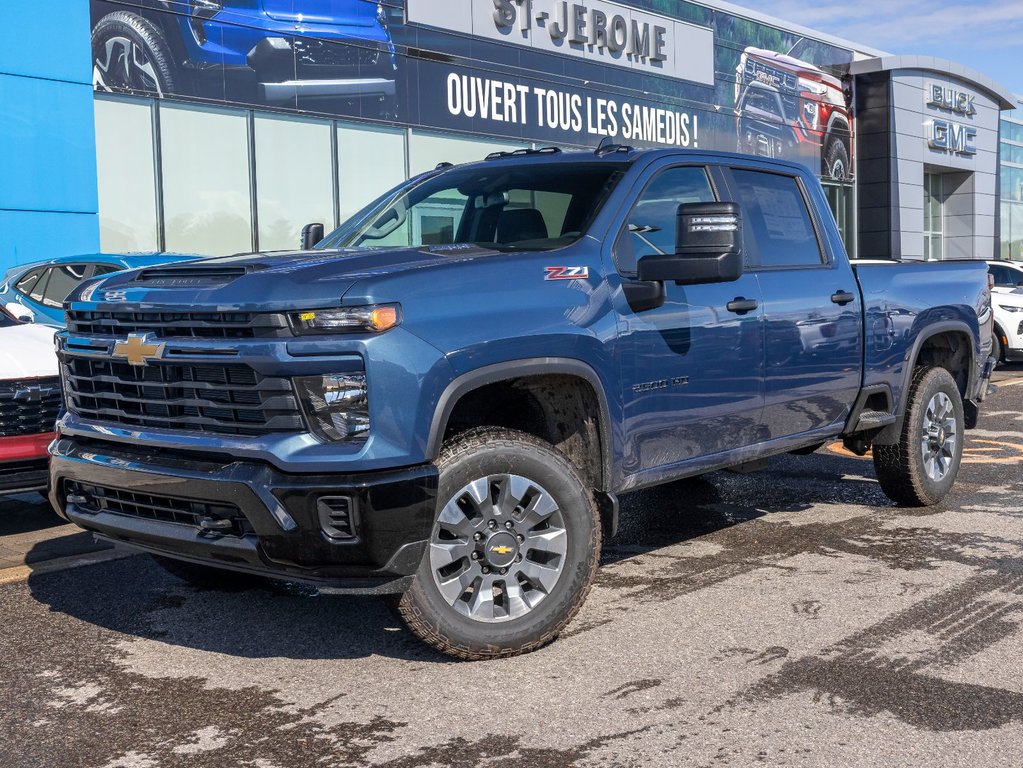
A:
[49, 438, 437, 594]
[0, 458, 49, 494]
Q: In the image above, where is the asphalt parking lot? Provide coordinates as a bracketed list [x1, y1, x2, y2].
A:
[2, 366, 1022, 767]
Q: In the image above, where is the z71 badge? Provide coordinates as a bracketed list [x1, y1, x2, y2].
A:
[545, 266, 589, 281]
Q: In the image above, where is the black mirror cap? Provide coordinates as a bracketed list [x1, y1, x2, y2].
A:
[676, 201, 742, 255]
[301, 222, 325, 251]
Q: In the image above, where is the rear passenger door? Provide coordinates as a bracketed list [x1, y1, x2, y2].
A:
[723, 167, 862, 440]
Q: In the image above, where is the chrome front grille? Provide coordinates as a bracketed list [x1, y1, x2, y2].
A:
[0, 377, 62, 437]
[62, 357, 304, 436]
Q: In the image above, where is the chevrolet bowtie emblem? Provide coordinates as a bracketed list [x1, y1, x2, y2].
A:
[490, 545, 514, 556]
[112, 333, 165, 367]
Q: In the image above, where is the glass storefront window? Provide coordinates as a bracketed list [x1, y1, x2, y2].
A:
[822, 182, 855, 256]
[160, 104, 252, 256]
[924, 172, 943, 261]
[408, 131, 527, 177]
[337, 123, 406, 225]
[94, 97, 159, 252]
[254, 115, 334, 252]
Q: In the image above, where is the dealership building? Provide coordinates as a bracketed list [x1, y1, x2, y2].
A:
[0, 0, 1018, 277]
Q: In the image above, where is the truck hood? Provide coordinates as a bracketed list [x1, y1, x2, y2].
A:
[79, 245, 505, 312]
[0, 324, 58, 379]
[744, 47, 842, 90]
[261, 0, 378, 25]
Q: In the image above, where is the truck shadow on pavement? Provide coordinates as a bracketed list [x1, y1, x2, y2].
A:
[22, 448, 905, 663]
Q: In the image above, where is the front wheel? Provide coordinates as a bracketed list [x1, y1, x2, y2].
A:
[398, 427, 600, 660]
[873, 367, 965, 506]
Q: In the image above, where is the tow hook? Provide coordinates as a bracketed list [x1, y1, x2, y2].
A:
[198, 517, 233, 533]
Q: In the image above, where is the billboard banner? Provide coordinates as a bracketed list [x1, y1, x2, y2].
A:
[89, 0, 857, 181]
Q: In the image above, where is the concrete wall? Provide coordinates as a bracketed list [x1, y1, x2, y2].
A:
[886, 70, 1000, 260]
[0, 0, 99, 275]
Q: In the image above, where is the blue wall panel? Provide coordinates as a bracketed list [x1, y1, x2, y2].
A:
[0, 74, 98, 214]
[0, 0, 99, 272]
[0, 0, 92, 85]
[0, 210, 99, 271]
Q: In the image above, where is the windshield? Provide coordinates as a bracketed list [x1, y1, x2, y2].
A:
[317, 161, 627, 252]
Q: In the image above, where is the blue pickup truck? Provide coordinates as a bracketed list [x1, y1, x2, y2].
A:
[50, 148, 993, 660]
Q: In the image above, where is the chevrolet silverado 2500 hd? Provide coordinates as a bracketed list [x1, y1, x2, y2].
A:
[50, 147, 993, 660]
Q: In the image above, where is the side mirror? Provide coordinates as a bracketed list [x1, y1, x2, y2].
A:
[5, 302, 33, 323]
[301, 222, 325, 251]
[637, 202, 743, 286]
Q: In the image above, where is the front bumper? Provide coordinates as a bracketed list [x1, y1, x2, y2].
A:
[0, 458, 48, 494]
[49, 438, 437, 594]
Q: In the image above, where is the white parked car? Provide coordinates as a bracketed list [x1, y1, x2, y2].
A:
[987, 260, 1023, 364]
[0, 307, 61, 495]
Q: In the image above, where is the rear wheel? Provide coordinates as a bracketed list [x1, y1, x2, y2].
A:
[992, 329, 1004, 365]
[873, 367, 965, 507]
[398, 427, 600, 660]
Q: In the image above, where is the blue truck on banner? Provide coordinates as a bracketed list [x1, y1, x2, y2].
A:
[88, 0, 856, 181]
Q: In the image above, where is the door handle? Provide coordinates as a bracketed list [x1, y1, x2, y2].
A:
[831, 290, 855, 306]
[726, 297, 759, 315]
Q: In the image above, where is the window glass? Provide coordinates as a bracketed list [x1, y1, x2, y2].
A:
[14, 268, 45, 298]
[91, 265, 124, 278]
[732, 170, 823, 268]
[160, 104, 252, 256]
[616, 166, 716, 275]
[255, 114, 334, 251]
[408, 131, 527, 177]
[319, 162, 623, 252]
[94, 98, 159, 252]
[40, 264, 89, 308]
[337, 123, 406, 224]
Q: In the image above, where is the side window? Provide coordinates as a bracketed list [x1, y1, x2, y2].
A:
[40, 264, 89, 308]
[731, 169, 824, 268]
[14, 268, 46, 300]
[991, 264, 1020, 288]
[615, 166, 716, 276]
[90, 265, 124, 278]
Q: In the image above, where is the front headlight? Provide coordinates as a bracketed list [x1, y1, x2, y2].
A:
[297, 373, 370, 442]
[998, 305, 1023, 313]
[798, 77, 828, 96]
[290, 304, 400, 335]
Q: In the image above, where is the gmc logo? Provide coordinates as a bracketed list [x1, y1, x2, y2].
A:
[928, 119, 977, 156]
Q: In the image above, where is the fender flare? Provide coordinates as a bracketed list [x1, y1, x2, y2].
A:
[425, 357, 614, 492]
[875, 321, 977, 444]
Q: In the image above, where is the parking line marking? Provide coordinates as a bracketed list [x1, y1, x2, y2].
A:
[0, 549, 132, 586]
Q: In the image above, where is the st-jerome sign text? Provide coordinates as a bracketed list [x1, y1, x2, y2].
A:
[407, 0, 714, 86]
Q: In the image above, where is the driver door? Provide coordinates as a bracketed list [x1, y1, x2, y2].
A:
[609, 163, 765, 479]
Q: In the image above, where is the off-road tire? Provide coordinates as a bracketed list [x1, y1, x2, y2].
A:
[398, 427, 601, 660]
[873, 367, 965, 507]
[92, 11, 177, 97]
[151, 555, 262, 590]
[823, 135, 851, 181]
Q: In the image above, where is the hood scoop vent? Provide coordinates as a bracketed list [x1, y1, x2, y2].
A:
[134, 265, 261, 287]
